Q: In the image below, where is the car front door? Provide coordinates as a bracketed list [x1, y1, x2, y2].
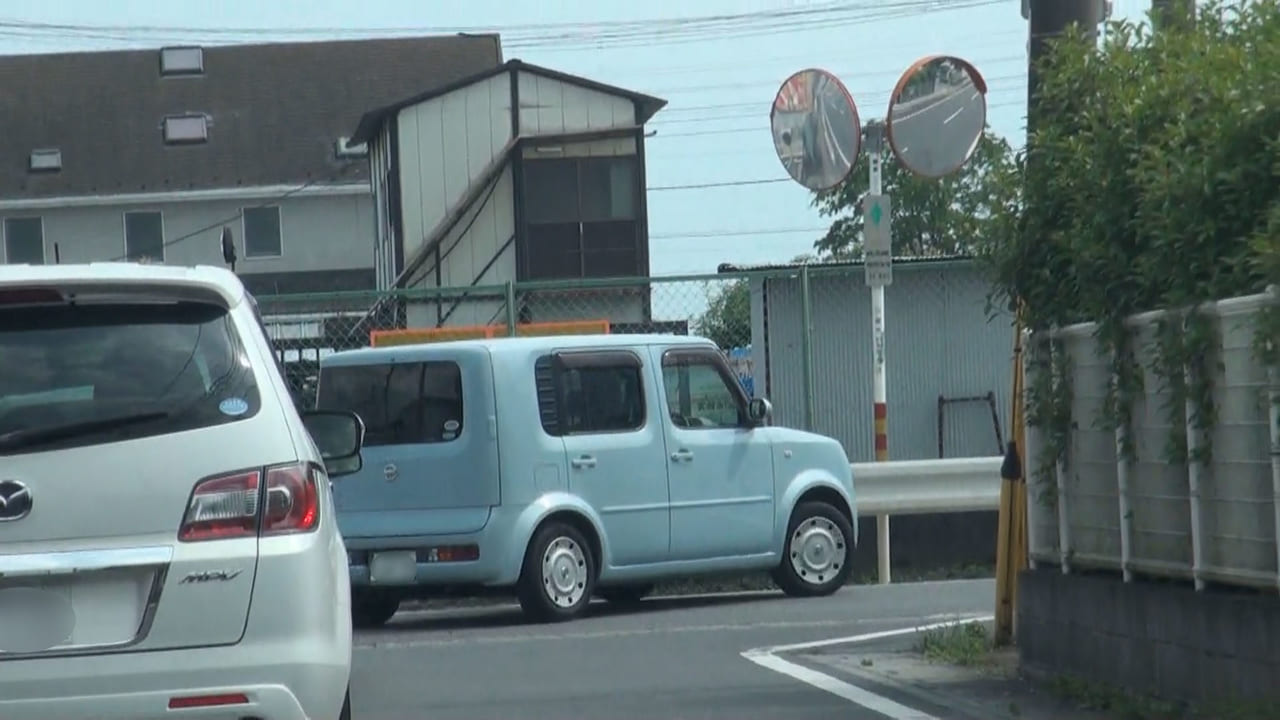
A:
[654, 346, 775, 560]
[552, 349, 670, 568]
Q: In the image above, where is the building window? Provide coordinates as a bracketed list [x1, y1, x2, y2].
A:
[124, 211, 165, 263]
[163, 115, 209, 144]
[522, 156, 641, 280]
[3, 217, 44, 265]
[243, 206, 283, 258]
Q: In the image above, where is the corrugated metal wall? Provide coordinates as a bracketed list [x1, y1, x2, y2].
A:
[756, 261, 1016, 463]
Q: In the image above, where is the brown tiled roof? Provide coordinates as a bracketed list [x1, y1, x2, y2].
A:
[0, 34, 503, 199]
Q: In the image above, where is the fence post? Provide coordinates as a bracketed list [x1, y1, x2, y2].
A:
[1052, 327, 1073, 574]
[505, 281, 517, 337]
[1268, 285, 1280, 595]
[1183, 309, 1207, 591]
[799, 265, 815, 431]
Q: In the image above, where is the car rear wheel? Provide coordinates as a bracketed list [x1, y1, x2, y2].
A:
[517, 522, 596, 623]
[351, 588, 400, 628]
[339, 688, 352, 720]
[772, 501, 853, 597]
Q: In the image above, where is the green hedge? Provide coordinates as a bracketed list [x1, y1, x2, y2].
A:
[978, 1, 1280, 480]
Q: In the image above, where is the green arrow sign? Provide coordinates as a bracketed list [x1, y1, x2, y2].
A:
[870, 201, 883, 226]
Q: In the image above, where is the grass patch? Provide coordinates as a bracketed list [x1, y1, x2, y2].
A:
[1047, 673, 1280, 720]
[917, 621, 993, 666]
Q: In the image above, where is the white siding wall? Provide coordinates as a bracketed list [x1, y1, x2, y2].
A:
[395, 72, 513, 267]
[516, 71, 636, 135]
[0, 192, 373, 272]
[370, 131, 396, 289]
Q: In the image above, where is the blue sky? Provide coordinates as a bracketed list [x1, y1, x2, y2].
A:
[3, 0, 1156, 275]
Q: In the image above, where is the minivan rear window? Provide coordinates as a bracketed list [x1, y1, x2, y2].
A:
[316, 362, 463, 447]
[0, 301, 261, 455]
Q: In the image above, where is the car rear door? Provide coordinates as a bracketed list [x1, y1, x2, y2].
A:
[316, 346, 500, 538]
[0, 281, 295, 659]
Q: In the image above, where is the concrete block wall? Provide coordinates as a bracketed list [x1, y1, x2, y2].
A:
[1018, 569, 1280, 704]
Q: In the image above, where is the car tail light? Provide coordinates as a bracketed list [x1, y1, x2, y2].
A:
[263, 463, 322, 536]
[178, 463, 322, 542]
[0, 287, 65, 306]
[179, 471, 261, 542]
[168, 693, 249, 709]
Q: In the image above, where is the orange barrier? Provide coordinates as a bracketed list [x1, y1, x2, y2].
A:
[370, 319, 610, 348]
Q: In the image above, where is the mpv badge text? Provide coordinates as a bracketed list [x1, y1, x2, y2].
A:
[180, 569, 244, 584]
[0, 480, 33, 522]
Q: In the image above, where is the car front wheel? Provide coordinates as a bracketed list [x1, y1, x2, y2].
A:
[772, 501, 853, 597]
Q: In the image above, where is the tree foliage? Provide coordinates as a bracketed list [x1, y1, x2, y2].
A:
[976, 0, 1280, 475]
[696, 253, 818, 349]
[811, 129, 1015, 260]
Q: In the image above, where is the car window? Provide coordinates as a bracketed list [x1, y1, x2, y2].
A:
[661, 351, 747, 429]
[558, 363, 645, 435]
[0, 301, 261, 455]
[315, 362, 463, 447]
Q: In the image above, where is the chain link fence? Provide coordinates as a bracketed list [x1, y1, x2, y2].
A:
[255, 272, 758, 411]
[253, 258, 1010, 466]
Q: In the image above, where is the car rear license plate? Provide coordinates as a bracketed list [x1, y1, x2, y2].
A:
[369, 551, 417, 585]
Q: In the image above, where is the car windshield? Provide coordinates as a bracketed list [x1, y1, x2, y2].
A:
[0, 300, 260, 455]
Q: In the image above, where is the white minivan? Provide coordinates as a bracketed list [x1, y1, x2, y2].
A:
[0, 263, 365, 720]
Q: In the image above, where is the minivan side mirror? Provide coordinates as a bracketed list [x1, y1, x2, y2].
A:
[747, 397, 772, 426]
[301, 410, 365, 478]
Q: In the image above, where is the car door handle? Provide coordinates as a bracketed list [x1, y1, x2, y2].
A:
[670, 449, 694, 463]
[571, 455, 597, 469]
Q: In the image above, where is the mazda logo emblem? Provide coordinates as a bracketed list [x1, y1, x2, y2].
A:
[0, 480, 33, 522]
[383, 464, 398, 483]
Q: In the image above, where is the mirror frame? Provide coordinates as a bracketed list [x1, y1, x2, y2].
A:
[884, 54, 988, 179]
[301, 409, 366, 478]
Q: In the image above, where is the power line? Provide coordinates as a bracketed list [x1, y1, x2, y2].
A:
[648, 178, 792, 191]
[651, 226, 828, 240]
[0, 0, 1002, 54]
[651, 97, 1027, 138]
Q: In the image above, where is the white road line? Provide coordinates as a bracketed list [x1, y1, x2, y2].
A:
[355, 612, 982, 651]
[741, 614, 995, 720]
[747, 652, 936, 720]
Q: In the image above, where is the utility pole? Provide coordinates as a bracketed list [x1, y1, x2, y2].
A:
[1152, 0, 1195, 33]
[995, 0, 1106, 649]
[1026, 0, 1105, 137]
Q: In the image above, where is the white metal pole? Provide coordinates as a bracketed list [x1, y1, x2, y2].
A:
[867, 121, 891, 585]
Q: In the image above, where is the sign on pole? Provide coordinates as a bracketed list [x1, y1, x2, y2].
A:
[862, 193, 892, 287]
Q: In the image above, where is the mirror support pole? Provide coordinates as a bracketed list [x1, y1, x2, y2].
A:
[866, 120, 892, 586]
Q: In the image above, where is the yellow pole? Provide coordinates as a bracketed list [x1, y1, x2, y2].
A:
[994, 306, 1028, 646]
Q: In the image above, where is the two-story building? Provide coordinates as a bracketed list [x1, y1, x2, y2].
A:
[346, 58, 667, 330]
[0, 34, 503, 298]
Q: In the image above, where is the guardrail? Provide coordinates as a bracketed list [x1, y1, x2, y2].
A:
[852, 456, 1003, 585]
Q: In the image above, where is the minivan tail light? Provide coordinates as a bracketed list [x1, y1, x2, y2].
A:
[263, 463, 322, 535]
[179, 463, 322, 542]
[179, 471, 261, 542]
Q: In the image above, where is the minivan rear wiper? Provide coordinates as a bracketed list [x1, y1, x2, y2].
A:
[0, 412, 170, 452]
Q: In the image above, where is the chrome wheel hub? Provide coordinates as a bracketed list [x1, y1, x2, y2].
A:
[541, 536, 587, 608]
[789, 516, 846, 585]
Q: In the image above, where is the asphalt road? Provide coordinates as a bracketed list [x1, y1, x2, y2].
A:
[350, 578, 994, 719]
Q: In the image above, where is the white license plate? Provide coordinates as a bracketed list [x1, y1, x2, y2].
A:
[369, 551, 417, 585]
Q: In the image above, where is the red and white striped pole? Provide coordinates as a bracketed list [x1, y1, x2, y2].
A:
[867, 121, 891, 584]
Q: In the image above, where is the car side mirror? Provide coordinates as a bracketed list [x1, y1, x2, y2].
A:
[301, 410, 365, 478]
[747, 397, 772, 426]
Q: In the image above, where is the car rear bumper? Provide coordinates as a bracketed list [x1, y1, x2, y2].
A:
[0, 639, 348, 720]
[344, 505, 524, 588]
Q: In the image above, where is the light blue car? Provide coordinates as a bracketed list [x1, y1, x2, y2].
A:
[315, 334, 857, 625]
